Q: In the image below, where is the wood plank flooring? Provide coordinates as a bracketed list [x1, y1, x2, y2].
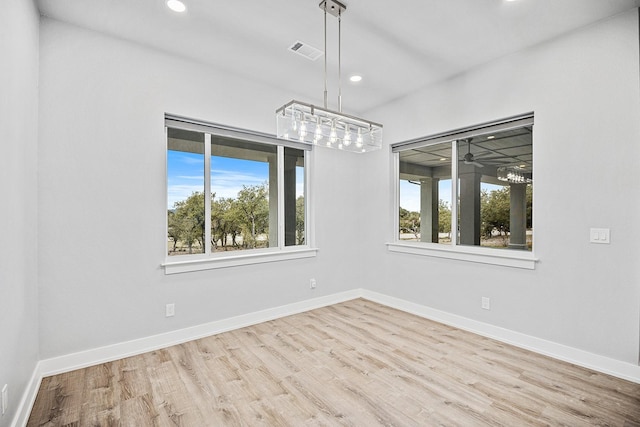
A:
[27, 299, 640, 426]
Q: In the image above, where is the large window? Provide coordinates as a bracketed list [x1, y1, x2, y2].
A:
[165, 115, 312, 273]
[392, 113, 534, 267]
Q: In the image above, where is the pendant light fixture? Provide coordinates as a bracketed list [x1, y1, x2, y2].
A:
[276, 0, 383, 153]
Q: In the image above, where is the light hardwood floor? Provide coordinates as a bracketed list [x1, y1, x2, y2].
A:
[28, 299, 640, 426]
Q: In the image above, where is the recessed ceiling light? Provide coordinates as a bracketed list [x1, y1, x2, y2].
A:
[167, 0, 186, 13]
[487, 135, 495, 139]
[439, 158, 447, 161]
[349, 75, 362, 83]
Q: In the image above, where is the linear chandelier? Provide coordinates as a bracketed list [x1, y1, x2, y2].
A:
[276, 0, 383, 153]
[497, 166, 533, 184]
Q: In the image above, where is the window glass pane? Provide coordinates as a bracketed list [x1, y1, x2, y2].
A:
[284, 147, 305, 246]
[167, 128, 206, 256]
[398, 141, 452, 245]
[456, 127, 533, 250]
[210, 137, 276, 252]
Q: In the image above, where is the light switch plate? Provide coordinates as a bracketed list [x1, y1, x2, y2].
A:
[590, 228, 610, 244]
[165, 303, 175, 317]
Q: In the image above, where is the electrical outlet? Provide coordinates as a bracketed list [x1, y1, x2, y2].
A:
[481, 297, 491, 310]
[2, 384, 7, 415]
[165, 303, 175, 317]
[310, 278, 317, 289]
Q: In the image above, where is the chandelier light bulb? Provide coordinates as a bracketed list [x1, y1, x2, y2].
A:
[314, 120, 322, 142]
[329, 125, 337, 144]
[356, 128, 363, 148]
[299, 121, 307, 140]
[344, 127, 352, 146]
[497, 166, 531, 184]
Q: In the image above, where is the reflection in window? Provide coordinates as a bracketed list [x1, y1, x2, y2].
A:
[397, 116, 533, 251]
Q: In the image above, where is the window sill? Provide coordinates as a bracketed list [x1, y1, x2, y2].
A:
[162, 247, 318, 274]
[386, 242, 538, 270]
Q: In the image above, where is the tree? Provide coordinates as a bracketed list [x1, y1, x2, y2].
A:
[224, 200, 244, 248]
[399, 207, 420, 239]
[296, 196, 305, 245]
[211, 196, 234, 250]
[438, 200, 452, 236]
[170, 191, 207, 253]
[398, 201, 451, 241]
[235, 184, 269, 248]
[167, 210, 180, 253]
[480, 184, 533, 243]
[481, 188, 510, 241]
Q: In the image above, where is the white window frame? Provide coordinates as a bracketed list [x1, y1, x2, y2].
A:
[162, 114, 317, 274]
[387, 113, 538, 270]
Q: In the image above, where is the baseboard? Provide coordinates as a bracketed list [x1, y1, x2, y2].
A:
[19, 288, 640, 426]
[360, 289, 640, 384]
[10, 363, 42, 427]
[39, 289, 362, 377]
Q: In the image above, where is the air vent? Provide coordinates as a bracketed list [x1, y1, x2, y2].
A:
[289, 40, 323, 61]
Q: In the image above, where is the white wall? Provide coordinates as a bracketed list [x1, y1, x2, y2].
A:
[0, 1, 40, 426]
[361, 9, 640, 364]
[37, 19, 363, 359]
[35, 3, 640, 380]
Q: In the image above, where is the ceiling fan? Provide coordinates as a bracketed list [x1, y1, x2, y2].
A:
[462, 139, 484, 168]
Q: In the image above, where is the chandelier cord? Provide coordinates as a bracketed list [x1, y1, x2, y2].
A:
[323, 4, 328, 109]
[338, 9, 342, 113]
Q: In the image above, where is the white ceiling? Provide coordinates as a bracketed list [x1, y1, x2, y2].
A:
[36, 0, 640, 115]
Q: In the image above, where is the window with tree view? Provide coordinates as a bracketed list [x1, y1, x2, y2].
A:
[396, 114, 533, 251]
[167, 118, 307, 258]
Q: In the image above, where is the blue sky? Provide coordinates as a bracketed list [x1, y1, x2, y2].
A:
[399, 179, 451, 212]
[167, 151, 304, 208]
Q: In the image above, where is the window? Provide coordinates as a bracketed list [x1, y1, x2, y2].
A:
[164, 115, 315, 273]
[391, 113, 536, 269]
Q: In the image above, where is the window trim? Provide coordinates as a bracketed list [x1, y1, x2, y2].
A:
[386, 240, 537, 270]
[162, 247, 318, 274]
[388, 113, 537, 269]
[391, 113, 534, 153]
[165, 114, 312, 151]
[163, 114, 316, 274]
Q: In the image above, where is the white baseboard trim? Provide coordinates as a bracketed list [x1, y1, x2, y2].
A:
[360, 289, 640, 384]
[18, 288, 640, 426]
[39, 289, 362, 377]
[11, 363, 42, 427]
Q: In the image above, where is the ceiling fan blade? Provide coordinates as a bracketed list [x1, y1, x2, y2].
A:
[464, 160, 484, 168]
